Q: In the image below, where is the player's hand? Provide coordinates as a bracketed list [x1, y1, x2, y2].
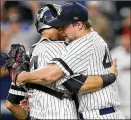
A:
[19, 97, 30, 112]
[109, 58, 118, 77]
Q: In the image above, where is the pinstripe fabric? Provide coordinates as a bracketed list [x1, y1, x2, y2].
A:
[49, 31, 125, 119]
[29, 38, 77, 119]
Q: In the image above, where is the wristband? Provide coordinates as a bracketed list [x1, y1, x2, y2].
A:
[101, 73, 116, 88]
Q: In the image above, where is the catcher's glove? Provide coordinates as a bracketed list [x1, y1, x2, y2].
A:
[2, 44, 30, 87]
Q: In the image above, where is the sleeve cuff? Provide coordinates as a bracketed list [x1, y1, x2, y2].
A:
[49, 60, 71, 77]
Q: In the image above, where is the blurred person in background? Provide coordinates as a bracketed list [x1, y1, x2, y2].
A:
[97, 1, 116, 17]
[119, 8, 130, 36]
[111, 34, 130, 119]
[115, 1, 131, 13]
[0, 28, 14, 119]
[85, 1, 114, 49]
[0, 28, 12, 77]
[1, 1, 41, 52]
[5, 6, 23, 34]
[1, 28, 11, 53]
[1, 1, 6, 21]
[113, 8, 130, 47]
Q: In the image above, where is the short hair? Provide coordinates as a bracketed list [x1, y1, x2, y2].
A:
[84, 20, 92, 28]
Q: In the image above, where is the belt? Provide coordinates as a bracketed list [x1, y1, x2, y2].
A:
[29, 83, 72, 100]
[99, 107, 115, 115]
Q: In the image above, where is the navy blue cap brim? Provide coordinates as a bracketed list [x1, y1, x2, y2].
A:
[47, 17, 72, 27]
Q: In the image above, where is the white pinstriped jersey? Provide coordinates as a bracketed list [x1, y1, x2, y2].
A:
[28, 38, 77, 119]
[50, 31, 125, 119]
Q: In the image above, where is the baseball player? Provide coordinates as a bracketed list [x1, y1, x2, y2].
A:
[46, 2, 126, 119]
[15, 2, 125, 119]
[3, 4, 78, 120]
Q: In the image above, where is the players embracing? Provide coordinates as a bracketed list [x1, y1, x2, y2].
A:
[3, 2, 125, 120]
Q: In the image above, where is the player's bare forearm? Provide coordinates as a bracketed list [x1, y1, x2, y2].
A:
[16, 63, 64, 85]
[0, 67, 9, 77]
[80, 76, 103, 93]
[16, 71, 47, 84]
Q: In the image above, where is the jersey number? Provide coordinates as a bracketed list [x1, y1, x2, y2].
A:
[103, 47, 112, 68]
[30, 56, 38, 70]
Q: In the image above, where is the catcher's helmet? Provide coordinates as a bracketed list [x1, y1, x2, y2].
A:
[35, 4, 61, 33]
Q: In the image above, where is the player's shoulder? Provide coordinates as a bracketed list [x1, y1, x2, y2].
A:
[74, 31, 97, 44]
[91, 32, 108, 45]
[31, 37, 64, 45]
[46, 40, 66, 50]
[46, 39, 65, 44]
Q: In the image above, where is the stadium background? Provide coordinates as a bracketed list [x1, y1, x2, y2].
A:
[1, 1, 130, 120]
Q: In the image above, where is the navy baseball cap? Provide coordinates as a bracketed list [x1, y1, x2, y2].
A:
[47, 2, 88, 27]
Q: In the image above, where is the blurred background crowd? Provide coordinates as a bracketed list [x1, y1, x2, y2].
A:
[0, 1, 130, 120]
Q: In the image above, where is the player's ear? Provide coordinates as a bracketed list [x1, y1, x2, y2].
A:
[76, 21, 83, 30]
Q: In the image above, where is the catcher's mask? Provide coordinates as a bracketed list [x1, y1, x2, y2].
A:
[35, 4, 61, 33]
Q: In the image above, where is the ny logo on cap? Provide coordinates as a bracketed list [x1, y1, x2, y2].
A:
[58, 7, 62, 16]
[74, 16, 78, 20]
